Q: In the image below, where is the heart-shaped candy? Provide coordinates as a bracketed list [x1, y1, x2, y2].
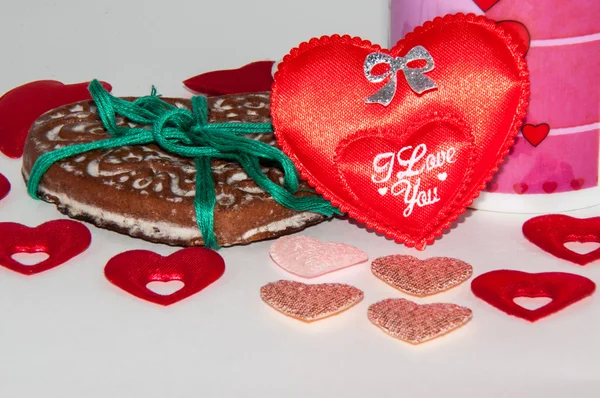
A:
[0, 173, 10, 201]
[260, 280, 364, 322]
[272, 14, 529, 249]
[270, 235, 368, 278]
[523, 215, 600, 265]
[0, 80, 112, 158]
[104, 248, 225, 306]
[368, 298, 472, 344]
[372, 255, 473, 296]
[0, 220, 91, 275]
[471, 270, 595, 322]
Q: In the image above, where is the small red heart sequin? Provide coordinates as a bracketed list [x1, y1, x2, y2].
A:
[0, 80, 112, 158]
[0, 173, 10, 201]
[570, 178, 585, 191]
[523, 215, 600, 265]
[522, 123, 550, 147]
[542, 181, 558, 194]
[0, 220, 91, 275]
[104, 248, 225, 306]
[513, 183, 528, 194]
[471, 270, 595, 322]
[473, 0, 500, 12]
[184, 61, 275, 96]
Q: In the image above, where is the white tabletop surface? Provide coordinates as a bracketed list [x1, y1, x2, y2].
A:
[1, 1, 599, 397]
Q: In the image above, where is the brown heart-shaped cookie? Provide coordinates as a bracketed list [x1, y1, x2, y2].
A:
[371, 255, 473, 296]
[368, 298, 472, 344]
[260, 280, 364, 322]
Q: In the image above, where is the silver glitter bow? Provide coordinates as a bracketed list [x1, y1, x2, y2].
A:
[364, 46, 437, 106]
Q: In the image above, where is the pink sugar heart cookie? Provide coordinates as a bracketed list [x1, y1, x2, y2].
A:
[260, 280, 364, 322]
[368, 298, 472, 344]
[270, 235, 368, 278]
[371, 255, 473, 296]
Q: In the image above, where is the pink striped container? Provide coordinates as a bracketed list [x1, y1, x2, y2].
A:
[390, 0, 600, 213]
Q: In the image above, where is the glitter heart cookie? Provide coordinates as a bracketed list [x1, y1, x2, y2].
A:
[371, 255, 473, 296]
[260, 280, 364, 322]
[270, 235, 368, 278]
[368, 298, 473, 344]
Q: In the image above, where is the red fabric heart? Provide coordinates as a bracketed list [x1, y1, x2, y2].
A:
[0, 80, 112, 158]
[183, 61, 275, 96]
[0, 173, 10, 201]
[0, 220, 91, 275]
[497, 21, 531, 55]
[473, 0, 500, 12]
[571, 178, 585, 191]
[471, 270, 595, 322]
[542, 181, 558, 194]
[513, 183, 528, 194]
[522, 123, 550, 147]
[523, 215, 600, 265]
[272, 14, 529, 249]
[104, 248, 225, 306]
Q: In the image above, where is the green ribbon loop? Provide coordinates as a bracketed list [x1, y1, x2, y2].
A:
[27, 80, 340, 249]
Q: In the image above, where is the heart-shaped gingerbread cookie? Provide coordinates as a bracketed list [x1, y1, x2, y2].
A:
[272, 14, 529, 249]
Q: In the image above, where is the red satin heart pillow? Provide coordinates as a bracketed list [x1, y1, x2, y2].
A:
[272, 14, 529, 249]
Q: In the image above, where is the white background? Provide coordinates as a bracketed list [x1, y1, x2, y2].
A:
[1, 1, 599, 397]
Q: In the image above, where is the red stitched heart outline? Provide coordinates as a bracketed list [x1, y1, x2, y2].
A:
[0, 173, 10, 201]
[0, 220, 91, 275]
[0, 80, 112, 158]
[471, 270, 596, 322]
[523, 215, 600, 265]
[272, 14, 529, 249]
[104, 248, 225, 306]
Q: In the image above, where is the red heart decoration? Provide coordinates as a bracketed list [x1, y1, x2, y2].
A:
[523, 215, 600, 265]
[183, 61, 275, 96]
[0, 220, 91, 275]
[0, 173, 10, 201]
[0, 80, 112, 158]
[104, 248, 225, 306]
[513, 183, 528, 194]
[571, 178, 585, 191]
[497, 21, 531, 55]
[542, 181, 558, 194]
[522, 123, 550, 147]
[272, 14, 529, 249]
[473, 0, 500, 12]
[471, 270, 595, 322]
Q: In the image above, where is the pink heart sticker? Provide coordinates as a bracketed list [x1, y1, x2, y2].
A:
[270, 235, 368, 278]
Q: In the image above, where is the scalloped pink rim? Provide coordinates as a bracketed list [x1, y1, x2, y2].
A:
[271, 13, 531, 250]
